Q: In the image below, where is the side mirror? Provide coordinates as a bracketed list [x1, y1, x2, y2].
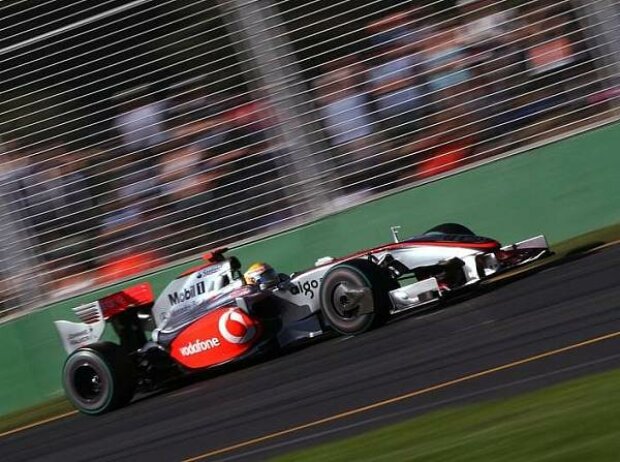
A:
[229, 256, 242, 271]
[276, 273, 294, 291]
[277, 273, 290, 282]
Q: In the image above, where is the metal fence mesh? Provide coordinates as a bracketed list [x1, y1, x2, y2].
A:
[1, 0, 619, 318]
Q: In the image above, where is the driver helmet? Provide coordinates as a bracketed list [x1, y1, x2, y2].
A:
[244, 262, 279, 288]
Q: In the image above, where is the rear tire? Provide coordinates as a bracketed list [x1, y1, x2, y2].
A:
[319, 259, 397, 335]
[62, 342, 136, 415]
[425, 223, 475, 236]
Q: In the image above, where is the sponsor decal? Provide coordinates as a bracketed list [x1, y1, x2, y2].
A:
[289, 279, 320, 299]
[197, 264, 222, 278]
[67, 328, 92, 346]
[68, 328, 90, 339]
[219, 309, 256, 344]
[179, 338, 221, 356]
[167, 281, 206, 305]
[170, 306, 262, 369]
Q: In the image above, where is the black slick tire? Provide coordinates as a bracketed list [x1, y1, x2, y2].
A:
[319, 259, 397, 335]
[62, 342, 136, 415]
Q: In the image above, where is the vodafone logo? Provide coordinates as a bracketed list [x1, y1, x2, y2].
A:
[171, 307, 260, 369]
[218, 309, 256, 344]
[180, 338, 221, 357]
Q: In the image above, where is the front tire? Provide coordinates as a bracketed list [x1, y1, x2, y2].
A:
[62, 342, 136, 415]
[319, 259, 397, 335]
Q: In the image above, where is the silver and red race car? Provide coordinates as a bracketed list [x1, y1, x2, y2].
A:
[54, 223, 550, 414]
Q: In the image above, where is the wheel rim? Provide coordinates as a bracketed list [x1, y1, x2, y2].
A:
[331, 282, 371, 319]
[332, 283, 353, 318]
[73, 362, 105, 402]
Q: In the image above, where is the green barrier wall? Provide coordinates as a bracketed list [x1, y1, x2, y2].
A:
[1, 122, 619, 416]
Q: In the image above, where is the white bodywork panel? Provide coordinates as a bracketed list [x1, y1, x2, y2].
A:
[152, 260, 241, 328]
[388, 247, 482, 270]
[389, 277, 441, 313]
[54, 301, 106, 354]
[271, 265, 331, 313]
[502, 235, 549, 251]
[273, 244, 487, 313]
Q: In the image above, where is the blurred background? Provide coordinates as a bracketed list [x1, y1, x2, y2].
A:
[1, 0, 619, 318]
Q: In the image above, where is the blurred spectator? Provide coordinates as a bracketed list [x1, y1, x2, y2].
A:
[491, 2, 597, 145]
[167, 79, 274, 155]
[522, 4, 584, 98]
[402, 105, 481, 180]
[113, 86, 168, 154]
[367, 6, 438, 56]
[159, 143, 213, 202]
[316, 58, 377, 147]
[116, 161, 161, 207]
[43, 244, 95, 299]
[366, 17, 432, 143]
[113, 90, 164, 209]
[97, 246, 165, 284]
[2, 144, 99, 258]
[457, 0, 524, 101]
[315, 58, 393, 192]
[458, 0, 519, 52]
[424, 19, 474, 102]
[97, 250, 164, 285]
[159, 140, 220, 253]
[0, 143, 53, 236]
[97, 194, 167, 284]
[99, 196, 143, 238]
[54, 151, 99, 237]
[166, 79, 230, 151]
[224, 94, 275, 143]
[206, 126, 290, 239]
[0, 143, 31, 214]
[0, 143, 96, 302]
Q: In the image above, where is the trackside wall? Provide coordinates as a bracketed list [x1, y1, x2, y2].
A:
[1, 122, 619, 417]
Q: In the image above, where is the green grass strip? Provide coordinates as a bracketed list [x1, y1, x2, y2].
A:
[0, 396, 74, 434]
[272, 368, 620, 462]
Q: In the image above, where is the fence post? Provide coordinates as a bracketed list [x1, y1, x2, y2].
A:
[218, 0, 336, 216]
[574, 0, 620, 89]
[0, 182, 46, 317]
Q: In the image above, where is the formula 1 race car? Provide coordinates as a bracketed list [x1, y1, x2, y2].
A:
[54, 223, 550, 414]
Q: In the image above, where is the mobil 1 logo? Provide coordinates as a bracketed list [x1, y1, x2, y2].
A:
[168, 281, 206, 306]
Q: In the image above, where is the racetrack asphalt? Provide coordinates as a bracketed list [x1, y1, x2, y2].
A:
[2, 245, 620, 462]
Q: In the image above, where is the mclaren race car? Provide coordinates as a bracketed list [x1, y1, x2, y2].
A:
[55, 223, 550, 414]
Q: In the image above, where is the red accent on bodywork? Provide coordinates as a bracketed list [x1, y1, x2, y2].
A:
[99, 283, 155, 320]
[496, 247, 545, 266]
[202, 248, 228, 262]
[170, 307, 262, 369]
[401, 240, 500, 250]
[314, 240, 501, 269]
[178, 248, 229, 278]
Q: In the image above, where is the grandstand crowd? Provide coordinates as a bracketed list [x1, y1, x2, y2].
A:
[0, 0, 616, 314]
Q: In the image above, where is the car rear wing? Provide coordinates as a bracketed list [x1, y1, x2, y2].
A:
[54, 283, 155, 355]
